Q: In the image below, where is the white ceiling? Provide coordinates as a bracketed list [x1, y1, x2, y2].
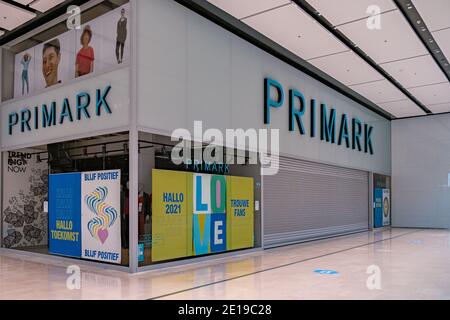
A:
[378, 99, 426, 118]
[30, 0, 70, 13]
[207, 0, 291, 20]
[306, 0, 396, 26]
[308, 50, 384, 86]
[243, 3, 348, 60]
[338, 10, 428, 64]
[380, 54, 447, 89]
[206, 0, 450, 118]
[412, 0, 450, 32]
[0, 1, 36, 31]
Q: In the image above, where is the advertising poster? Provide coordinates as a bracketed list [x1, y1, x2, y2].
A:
[14, 48, 36, 97]
[81, 170, 121, 264]
[2, 149, 48, 248]
[48, 173, 82, 258]
[48, 170, 121, 264]
[382, 189, 391, 226]
[374, 188, 383, 228]
[226, 176, 254, 251]
[13, 3, 130, 99]
[152, 169, 192, 262]
[34, 31, 76, 92]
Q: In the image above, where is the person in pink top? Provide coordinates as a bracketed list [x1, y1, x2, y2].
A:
[75, 25, 95, 78]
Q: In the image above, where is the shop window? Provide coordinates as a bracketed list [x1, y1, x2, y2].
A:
[137, 132, 262, 267]
[1, 0, 130, 102]
[1, 132, 130, 266]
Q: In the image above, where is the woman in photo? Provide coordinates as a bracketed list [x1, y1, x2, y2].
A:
[75, 25, 95, 78]
[21, 53, 31, 95]
[116, 8, 127, 64]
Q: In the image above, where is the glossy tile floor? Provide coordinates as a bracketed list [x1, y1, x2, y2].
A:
[0, 228, 449, 300]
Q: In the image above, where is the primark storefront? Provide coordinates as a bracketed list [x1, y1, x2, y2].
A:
[0, 0, 391, 273]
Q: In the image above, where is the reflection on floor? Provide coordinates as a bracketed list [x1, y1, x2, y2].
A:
[0, 228, 449, 300]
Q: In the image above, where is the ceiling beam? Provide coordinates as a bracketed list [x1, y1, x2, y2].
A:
[394, 0, 450, 83]
[292, 0, 432, 115]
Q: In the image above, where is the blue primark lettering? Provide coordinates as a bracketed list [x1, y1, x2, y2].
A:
[96, 85, 112, 116]
[263, 77, 375, 155]
[289, 89, 306, 134]
[264, 78, 284, 125]
[364, 124, 374, 155]
[352, 118, 362, 152]
[42, 102, 56, 128]
[59, 98, 74, 124]
[7, 85, 112, 135]
[76, 92, 91, 120]
[321, 104, 336, 144]
[338, 114, 350, 148]
[21, 109, 32, 132]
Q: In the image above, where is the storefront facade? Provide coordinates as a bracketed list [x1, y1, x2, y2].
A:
[0, 0, 391, 273]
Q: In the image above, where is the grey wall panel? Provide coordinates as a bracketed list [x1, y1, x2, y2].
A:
[392, 115, 450, 229]
[263, 156, 369, 247]
[136, 0, 392, 175]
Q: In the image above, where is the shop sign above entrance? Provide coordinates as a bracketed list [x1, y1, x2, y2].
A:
[7, 85, 112, 136]
[264, 78, 374, 155]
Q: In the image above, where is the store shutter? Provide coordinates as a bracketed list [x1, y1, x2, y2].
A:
[263, 156, 369, 248]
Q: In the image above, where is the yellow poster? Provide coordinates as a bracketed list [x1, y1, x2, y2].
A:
[152, 169, 192, 262]
[226, 176, 254, 250]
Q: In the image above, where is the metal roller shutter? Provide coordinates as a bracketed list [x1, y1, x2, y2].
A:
[263, 156, 369, 248]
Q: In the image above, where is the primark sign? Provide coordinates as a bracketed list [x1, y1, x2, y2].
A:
[264, 78, 374, 155]
[7, 85, 112, 136]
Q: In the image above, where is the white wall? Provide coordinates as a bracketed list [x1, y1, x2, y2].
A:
[392, 114, 450, 229]
[135, 0, 391, 175]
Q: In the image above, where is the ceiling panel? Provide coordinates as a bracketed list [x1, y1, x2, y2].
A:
[349, 79, 405, 103]
[378, 99, 426, 117]
[338, 10, 428, 64]
[381, 54, 447, 89]
[30, 0, 66, 13]
[207, 0, 291, 20]
[13, 0, 34, 5]
[409, 82, 450, 105]
[413, 0, 450, 32]
[432, 28, 450, 65]
[0, 1, 36, 31]
[306, 0, 396, 26]
[426, 102, 450, 114]
[308, 50, 384, 85]
[244, 3, 348, 60]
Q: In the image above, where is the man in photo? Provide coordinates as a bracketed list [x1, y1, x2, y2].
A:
[42, 39, 62, 88]
[116, 8, 127, 64]
[76, 25, 95, 78]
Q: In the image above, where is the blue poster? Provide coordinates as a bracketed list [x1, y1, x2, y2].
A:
[210, 214, 226, 253]
[48, 173, 82, 258]
[374, 188, 383, 228]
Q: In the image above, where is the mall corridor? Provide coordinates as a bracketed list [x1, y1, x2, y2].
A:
[0, 228, 449, 300]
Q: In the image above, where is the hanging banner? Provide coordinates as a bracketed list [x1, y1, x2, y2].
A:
[152, 169, 192, 262]
[48, 170, 121, 264]
[49, 173, 82, 257]
[81, 170, 121, 264]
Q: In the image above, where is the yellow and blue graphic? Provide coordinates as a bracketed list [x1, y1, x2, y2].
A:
[152, 169, 253, 262]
